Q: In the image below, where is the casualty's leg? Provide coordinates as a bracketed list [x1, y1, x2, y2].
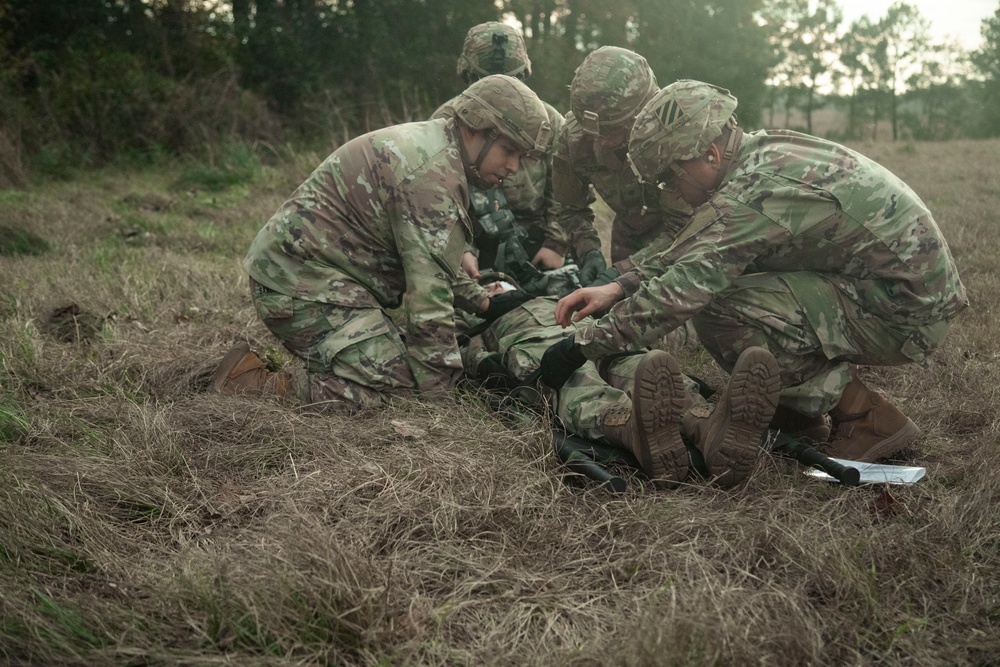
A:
[597, 350, 690, 485]
[682, 347, 782, 488]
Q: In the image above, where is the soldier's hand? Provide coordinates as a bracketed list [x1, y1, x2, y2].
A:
[554, 283, 625, 327]
[538, 335, 587, 390]
[532, 246, 565, 270]
[482, 290, 533, 322]
[475, 354, 520, 392]
[462, 251, 481, 280]
[577, 249, 608, 286]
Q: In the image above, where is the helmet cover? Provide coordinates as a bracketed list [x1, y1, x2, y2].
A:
[455, 74, 552, 156]
[570, 46, 658, 136]
[457, 22, 532, 82]
[627, 79, 738, 182]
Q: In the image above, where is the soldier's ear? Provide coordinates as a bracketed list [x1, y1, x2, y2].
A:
[705, 143, 722, 168]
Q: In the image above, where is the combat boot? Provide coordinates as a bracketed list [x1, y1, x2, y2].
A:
[601, 350, 690, 485]
[210, 342, 293, 397]
[683, 347, 781, 489]
[769, 405, 831, 443]
[826, 376, 918, 462]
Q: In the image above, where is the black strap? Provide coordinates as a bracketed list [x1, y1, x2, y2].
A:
[490, 33, 508, 74]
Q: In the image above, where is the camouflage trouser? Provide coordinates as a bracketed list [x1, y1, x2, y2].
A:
[251, 280, 417, 407]
[692, 272, 953, 416]
[466, 298, 702, 444]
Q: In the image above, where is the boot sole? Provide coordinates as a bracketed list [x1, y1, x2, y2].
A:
[209, 341, 251, 394]
[703, 347, 781, 488]
[633, 350, 689, 485]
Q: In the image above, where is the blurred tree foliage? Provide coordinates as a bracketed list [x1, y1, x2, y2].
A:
[0, 0, 997, 179]
[972, 5, 1000, 137]
[0, 0, 777, 172]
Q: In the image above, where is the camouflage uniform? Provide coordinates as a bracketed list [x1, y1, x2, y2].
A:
[552, 47, 689, 264]
[580, 125, 968, 416]
[461, 298, 704, 443]
[433, 21, 595, 293]
[434, 97, 574, 265]
[245, 117, 487, 405]
[235, 76, 551, 407]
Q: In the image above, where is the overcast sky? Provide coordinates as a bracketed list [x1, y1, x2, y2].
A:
[837, 0, 996, 50]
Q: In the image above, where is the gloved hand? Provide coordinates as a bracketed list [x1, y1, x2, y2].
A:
[474, 354, 520, 392]
[586, 266, 620, 287]
[538, 335, 587, 390]
[482, 290, 533, 322]
[577, 249, 608, 286]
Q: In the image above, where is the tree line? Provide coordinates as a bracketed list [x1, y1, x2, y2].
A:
[1, 0, 999, 185]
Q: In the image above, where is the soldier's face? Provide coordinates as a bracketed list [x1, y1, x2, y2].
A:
[671, 157, 716, 208]
[476, 135, 523, 186]
[594, 126, 628, 151]
[593, 126, 628, 165]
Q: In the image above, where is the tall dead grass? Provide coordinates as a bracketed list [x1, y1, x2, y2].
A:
[0, 140, 998, 666]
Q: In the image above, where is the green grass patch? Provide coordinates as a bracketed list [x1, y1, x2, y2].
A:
[0, 224, 51, 256]
[32, 588, 107, 649]
[172, 143, 264, 192]
[0, 403, 29, 443]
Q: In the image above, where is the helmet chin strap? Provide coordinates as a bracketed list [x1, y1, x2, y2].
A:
[458, 123, 500, 188]
[672, 126, 744, 200]
[672, 165, 712, 198]
[473, 129, 499, 173]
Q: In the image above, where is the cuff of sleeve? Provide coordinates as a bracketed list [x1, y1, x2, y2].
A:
[542, 239, 568, 256]
[612, 257, 635, 274]
[572, 239, 602, 261]
[574, 327, 607, 361]
[613, 272, 642, 297]
[454, 284, 489, 315]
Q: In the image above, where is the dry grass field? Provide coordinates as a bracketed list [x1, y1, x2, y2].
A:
[1, 138, 998, 666]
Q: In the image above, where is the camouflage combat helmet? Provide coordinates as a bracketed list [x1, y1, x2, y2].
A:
[457, 22, 532, 82]
[569, 46, 658, 136]
[627, 79, 738, 182]
[454, 74, 552, 156]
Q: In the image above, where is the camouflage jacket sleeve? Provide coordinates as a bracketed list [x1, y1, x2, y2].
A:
[391, 188, 477, 392]
[551, 117, 602, 260]
[451, 268, 488, 314]
[535, 107, 571, 255]
[578, 128, 970, 360]
[376, 122, 487, 392]
[533, 105, 578, 256]
[576, 198, 781, 359]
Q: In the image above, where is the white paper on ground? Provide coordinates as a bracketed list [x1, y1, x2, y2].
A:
[805, 458, 926, 485]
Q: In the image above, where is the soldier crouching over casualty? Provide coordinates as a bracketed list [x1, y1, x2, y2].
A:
[462, 296, 782, 489]
[209, 75, 549, 408]
[433, 21, 598, 296]
[543, 79, 968, 463]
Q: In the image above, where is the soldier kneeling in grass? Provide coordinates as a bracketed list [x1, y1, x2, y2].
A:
[541, 79, 968, 464]
[210, 75, 550, 408]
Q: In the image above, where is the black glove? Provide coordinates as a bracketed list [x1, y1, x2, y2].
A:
[538, 335, 587, 390]
[476, 354, 521, 392]
[586, 266, 620, 287]
[577, 249, 608, 286]
[482, 290, 533, 322]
